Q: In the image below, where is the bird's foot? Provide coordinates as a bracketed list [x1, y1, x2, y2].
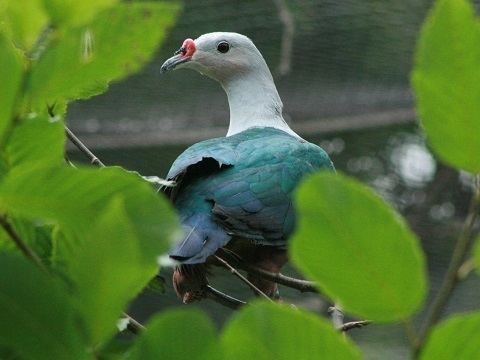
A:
[182, 289, 207, 304]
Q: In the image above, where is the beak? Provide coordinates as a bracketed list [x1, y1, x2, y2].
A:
[160, 49, 191, 74]
[161, 39, 196, 74]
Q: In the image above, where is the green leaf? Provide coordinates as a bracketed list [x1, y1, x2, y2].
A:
[5, 115, 65, 169]
[43, 0, 118, 28]
[0, 166, 179, 265]
[412, 0, 480, 173]
[0, 345, 18, 360]
[0, 225, 14, 253]
[0, 217, 53, 266]
[291, 172, 427, 322]
[98, 338, 134, 360]
[420, 312, 480, 359]
[128, 309, 220, 360]
[0, 33, 23, 141]
[0, 0, 48, 50]
[27, 2, 180, 105]
[0, 253, 87, 359]
[10, 218, 54, 264]
[221, 302, 361, 360]
[69, 197, 160, 345]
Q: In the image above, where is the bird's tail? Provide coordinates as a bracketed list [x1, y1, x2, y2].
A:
[169, 213, 231, 264]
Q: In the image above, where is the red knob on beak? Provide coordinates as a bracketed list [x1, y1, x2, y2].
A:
[182, 38, 196, 57]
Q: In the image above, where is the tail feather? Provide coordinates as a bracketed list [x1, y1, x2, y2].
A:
[169, 213, 231, 264]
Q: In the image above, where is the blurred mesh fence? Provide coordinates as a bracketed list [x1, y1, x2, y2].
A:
[67, 0, 434, 148]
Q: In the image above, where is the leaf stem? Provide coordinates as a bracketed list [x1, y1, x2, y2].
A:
[415, 175, 480, 356]
[0, 215, 48, 272]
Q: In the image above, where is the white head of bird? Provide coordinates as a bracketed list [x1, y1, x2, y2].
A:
[160, 32, 298, 138]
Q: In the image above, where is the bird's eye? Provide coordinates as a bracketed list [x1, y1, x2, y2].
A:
[217, 41, 230, 53]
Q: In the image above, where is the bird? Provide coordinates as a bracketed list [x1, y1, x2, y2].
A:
[160, 32, 334, 303]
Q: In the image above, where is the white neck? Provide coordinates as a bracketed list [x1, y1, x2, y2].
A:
[222, 67, 298, 137]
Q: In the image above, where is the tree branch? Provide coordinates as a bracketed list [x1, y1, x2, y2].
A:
[219, 248, 318, 293]
[403, 319, 419, 349]
[205, 285, 246, 310]
[214, 255, 273, 301]
[415, 175, 480, 356]
[328, 305, 345, 329]
[65, 126, 105, 167]
[328, 305, 371, 333]
[273, 0, 295, 76]
[63, 126, 158, 335]
[0, 216, 48, 272]
[456, 257, 475, 281]
[122, 312, 145, 334]
[340, 320, 371, 332]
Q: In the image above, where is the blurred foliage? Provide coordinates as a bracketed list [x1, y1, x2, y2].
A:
[128, 309, 220, 360]
[43, 0, 118, 28]
[291, 172, 427, 322]
[5, 115, 65, 168]
[0, 0, 48, 50]
[0, 0, 183, 358]
[419, 312, 480, 359]
[0, 33, 22, 139]
[221, 302, 361, 360]
[27, 2, 179, 108]
[413, 0, 480, 173]
[0, 0, 478, 359]
[0, 253, 88, 360]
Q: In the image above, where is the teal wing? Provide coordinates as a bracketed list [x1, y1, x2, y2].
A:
[166, 127, 334, 262]
[206, 131, 334, 244]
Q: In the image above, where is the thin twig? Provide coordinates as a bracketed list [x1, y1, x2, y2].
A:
[328, 305, 345, 329]
[65, 126, 105, 167]
[415, 176, 480, 356]
[457, 257, 475, 280]
[122, 312, 145, 334]
[205, 285, 246, 310]
[340, 320, 371, 332]
[220, 248, 317, 293]
[65, 126, 146, 335]
[28, 25, 53, 60]
[214, 255, 273, 301]
[0, 216, 48, 272]
[328, 305, 371, 333]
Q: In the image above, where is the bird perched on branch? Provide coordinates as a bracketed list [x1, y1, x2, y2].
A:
[161, 32, 334, 303]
